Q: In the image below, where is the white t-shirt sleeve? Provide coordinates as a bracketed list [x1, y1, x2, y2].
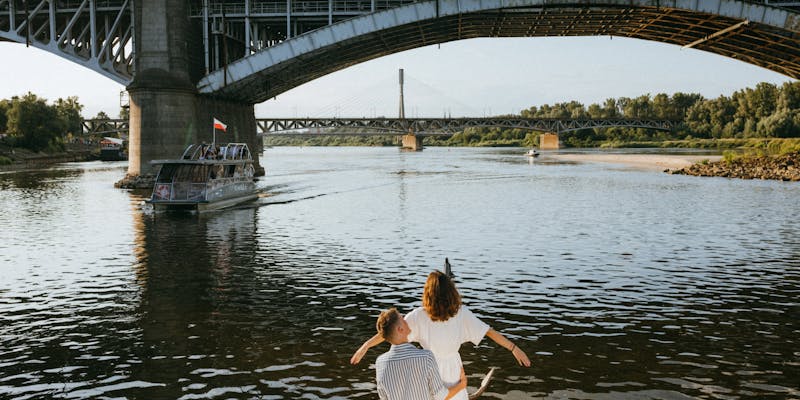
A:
[459, 305, 490, 346]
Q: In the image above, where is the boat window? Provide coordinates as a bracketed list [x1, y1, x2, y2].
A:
[192, 165, 210, 183]
[156, 164, 177, 183]
[172, 165, 209, 183]
[225, 165, 236, 177]
[211, 164, 224, 179]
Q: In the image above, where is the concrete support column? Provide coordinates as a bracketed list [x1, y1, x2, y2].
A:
[127, 88, 198, 176]
[122, 0, 263, 186]
[196, 97, 263, 176]
[540, 133, 560, 150]
[401, 134, 423, 151]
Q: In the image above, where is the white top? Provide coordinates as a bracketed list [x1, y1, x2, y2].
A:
[405, 305, 490, 400]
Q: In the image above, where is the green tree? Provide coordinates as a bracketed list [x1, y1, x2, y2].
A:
[777, 81, 800, 111]
[0, 99, 9, 133]
[758, 109, 799, 137]
[6, 93, 63, 152]
[54, 96, 84, 136]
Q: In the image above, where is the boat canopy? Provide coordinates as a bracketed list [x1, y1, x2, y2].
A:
[181, 143, 252, 161]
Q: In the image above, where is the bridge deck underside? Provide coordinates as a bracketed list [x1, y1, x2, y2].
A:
[211, 6, 800, 104]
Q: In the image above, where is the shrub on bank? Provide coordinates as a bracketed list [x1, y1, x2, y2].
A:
[0, 156, 11, 165]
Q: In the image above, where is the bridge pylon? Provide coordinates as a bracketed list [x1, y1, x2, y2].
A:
[398, 69, 422, 151]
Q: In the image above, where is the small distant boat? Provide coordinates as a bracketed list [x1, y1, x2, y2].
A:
[525, 148, 540, 158]
[99, 137, 126, 161]
[146, 143, 258, 212]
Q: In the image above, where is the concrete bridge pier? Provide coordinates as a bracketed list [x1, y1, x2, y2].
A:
[126, 89, 263, 179]
[119, 0, 262, 187]
[540, 133, 560, 150]
[401, 134, 423, 151]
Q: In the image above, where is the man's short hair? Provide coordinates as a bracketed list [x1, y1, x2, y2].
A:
[376, 308, 401, 341]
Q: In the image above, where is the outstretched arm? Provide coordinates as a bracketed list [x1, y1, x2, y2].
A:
[485, 328, 531, 367]
[350, 333, 384, 364]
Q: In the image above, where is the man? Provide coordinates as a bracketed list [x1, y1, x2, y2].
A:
[374, 308, 467, 400]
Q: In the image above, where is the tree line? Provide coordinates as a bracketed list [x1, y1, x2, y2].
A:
[267, 81, 800, 148]
[3, 81, 799, 153]
[0, 93, 84, 152]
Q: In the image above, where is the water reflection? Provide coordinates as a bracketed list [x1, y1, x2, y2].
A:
[126, 208, 388, 398]
[1, 150, 799, 399]
[0, 166, 83, 191]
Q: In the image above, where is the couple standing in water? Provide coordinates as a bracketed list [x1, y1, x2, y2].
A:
[351, 266, 531, 399]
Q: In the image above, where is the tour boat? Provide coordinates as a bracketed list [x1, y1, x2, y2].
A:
[99, 137, 126, 161]
[525, 148, 540, 158]
[147, 143, 258, 212]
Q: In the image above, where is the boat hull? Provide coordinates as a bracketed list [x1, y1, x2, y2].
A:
[148, 191, 259, 212]
[100, 149, 127, 161]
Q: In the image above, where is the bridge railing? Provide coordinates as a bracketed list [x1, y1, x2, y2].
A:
[189, 0, 418, 16]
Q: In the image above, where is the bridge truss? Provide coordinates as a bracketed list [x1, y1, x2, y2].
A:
[81, 117, 677, 136]
[0, 0, 133, 84]
[198, 0, 800, 103]
[2, 0, 798, 103]
[82, 117, 128, 136]
[257, 117, 678, 136]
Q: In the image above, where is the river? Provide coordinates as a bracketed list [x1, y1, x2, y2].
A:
[1, 147, 798, 399]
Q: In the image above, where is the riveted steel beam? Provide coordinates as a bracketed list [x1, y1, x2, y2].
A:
[255, 117, 678, 136]
[197, 0, 800, 104]
[0, 0, 134, 84]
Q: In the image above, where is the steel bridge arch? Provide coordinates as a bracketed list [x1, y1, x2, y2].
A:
[0, 0, 134, 85]
[199, 0, 800, 104]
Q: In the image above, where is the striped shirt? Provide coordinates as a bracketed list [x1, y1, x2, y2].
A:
[375, 343, 449, 400]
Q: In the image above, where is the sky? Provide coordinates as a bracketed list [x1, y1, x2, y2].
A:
[0, 36, 794, 119]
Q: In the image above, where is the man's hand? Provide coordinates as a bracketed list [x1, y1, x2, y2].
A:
[444, 367, 468, 400]
[457, 367, 467, 391]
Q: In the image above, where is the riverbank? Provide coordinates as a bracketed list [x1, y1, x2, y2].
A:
[550, 151, 800, 181]
[549, 153, 722, 172]
[669, 151, 800, 181]
[0, 143, 97, 172]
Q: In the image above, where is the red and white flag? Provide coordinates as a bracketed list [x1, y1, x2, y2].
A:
[213, 118, 227, 132]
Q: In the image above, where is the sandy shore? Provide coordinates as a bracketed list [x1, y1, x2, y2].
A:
[549, 153, 722, 171]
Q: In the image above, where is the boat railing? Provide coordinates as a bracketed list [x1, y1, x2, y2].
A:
[181, 143, 252, 161]
[152, 182, 207, 201]
[152, 176, 252, 202]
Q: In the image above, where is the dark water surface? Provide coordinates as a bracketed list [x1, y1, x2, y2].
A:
[1, 147, 798, 399]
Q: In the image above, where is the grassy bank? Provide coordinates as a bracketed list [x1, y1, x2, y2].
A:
[0, 141, 97, 170]
[600, 138, 800, 153]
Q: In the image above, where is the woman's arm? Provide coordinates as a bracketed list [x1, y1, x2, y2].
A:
[350, 333, 385, 364]
[443, 368, 467, 400]
[485, 328, 531, 367]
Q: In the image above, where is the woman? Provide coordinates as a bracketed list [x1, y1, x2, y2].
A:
[351, 270, 531, 399]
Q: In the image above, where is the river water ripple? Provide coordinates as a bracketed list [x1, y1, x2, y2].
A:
[1, 147, 798, 399]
